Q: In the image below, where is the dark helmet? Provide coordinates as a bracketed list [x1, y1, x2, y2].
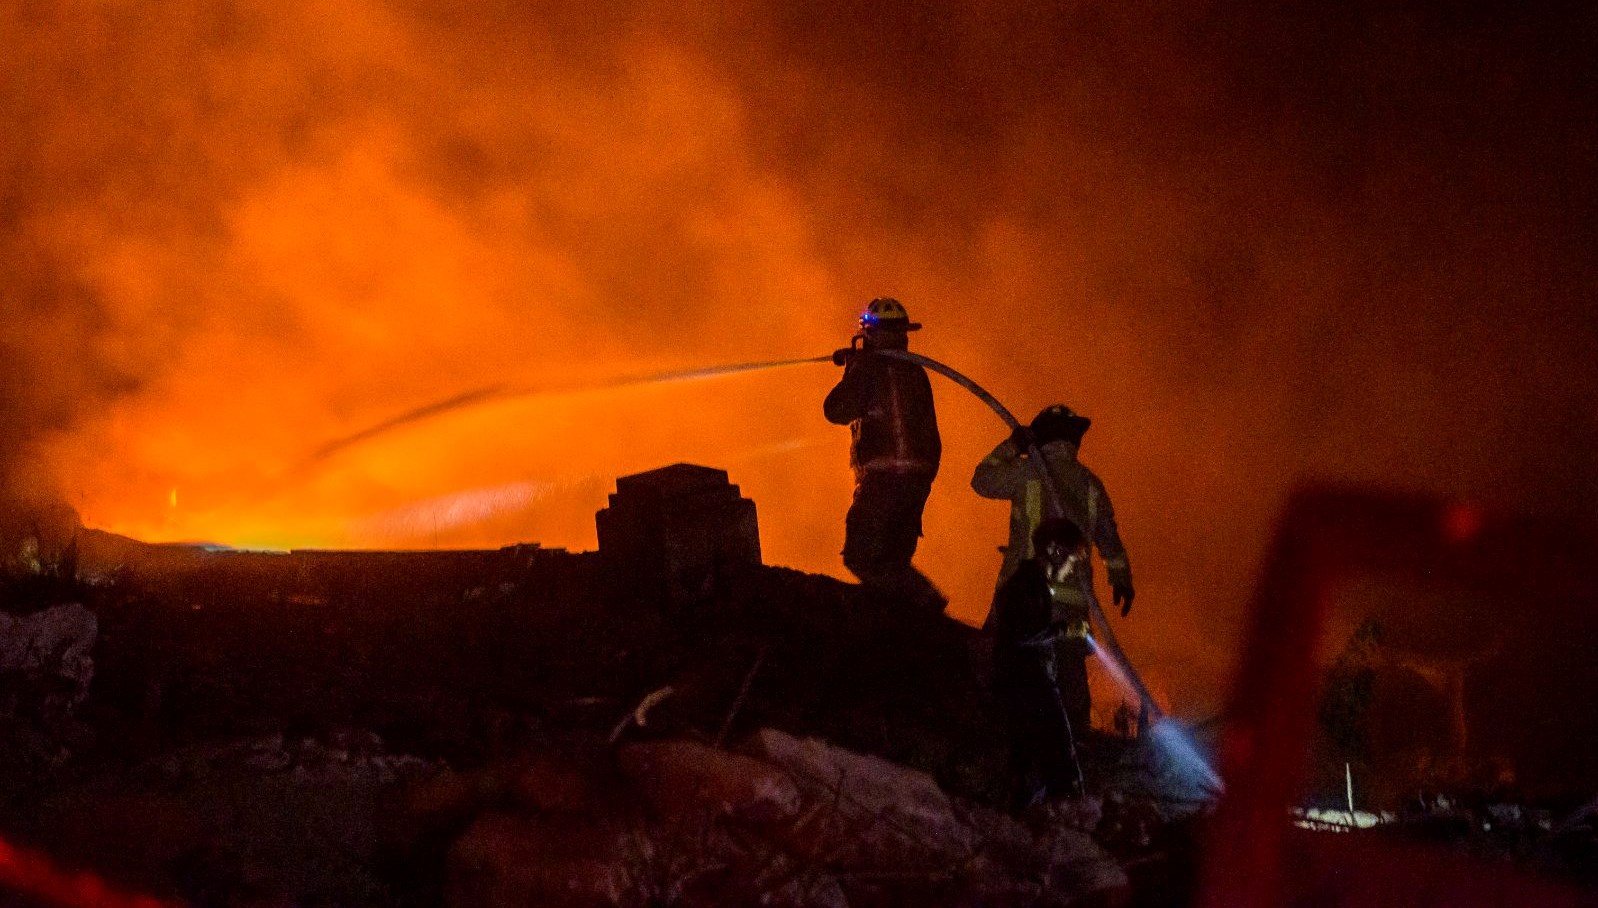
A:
[1030, 404, 1091, 446]
[1032, 516, 1086, 554]
[859, 297, 922, 332]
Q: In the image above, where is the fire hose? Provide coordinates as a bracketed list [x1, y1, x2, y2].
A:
[298, 343, 1218, 789]
[319, 343, 1170, 721]
[311, 343, 1166, 717]
[853, 347, 1167, 720]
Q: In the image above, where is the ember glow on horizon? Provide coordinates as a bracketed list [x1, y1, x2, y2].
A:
[4, 0, 1594, 714]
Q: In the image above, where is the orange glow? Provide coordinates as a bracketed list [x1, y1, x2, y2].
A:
[7, 1, 1594, 718]
[25, 27, 853, 562]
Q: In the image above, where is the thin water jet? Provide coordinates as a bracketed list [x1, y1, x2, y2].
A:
[301, 355, 834, 471]
[1090, 633, 1224, 795]
[876, 348, 1225, 794]
[294, 345, 1223, 792]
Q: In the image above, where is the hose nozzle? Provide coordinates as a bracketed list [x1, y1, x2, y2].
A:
[832, 334, 868, 366]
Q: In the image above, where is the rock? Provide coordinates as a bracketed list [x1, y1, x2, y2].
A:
[742, 728, 1129, 905]
[955, 799, 1052, 876]
[741, 726, 976, 871]
[401, 749, 607, 831]
[448, 813, 644, 908]
[447, 794, 843, 908]
[738, 853, 849, 908]
[1025, 794, 1105, 835]
[510, 752, 608, 814]
[440, 731, 1129, 907]
[617, 739, 802, 827]
[1042, 827, 1132, 904]
[404, 768, 488, 819]
[1097, 793, 1166, 855]
[0, 601, 97, 707]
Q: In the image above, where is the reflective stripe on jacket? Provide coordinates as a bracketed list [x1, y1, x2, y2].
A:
[824, 352, 941, 477]
[971, 438, 1132, 607]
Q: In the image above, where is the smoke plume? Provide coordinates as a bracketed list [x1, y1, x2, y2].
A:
[4, 0, 1594, 711]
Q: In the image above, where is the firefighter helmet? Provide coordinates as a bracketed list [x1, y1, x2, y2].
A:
[1030, 404, 1092, 446]
[859, 297, 922, 332]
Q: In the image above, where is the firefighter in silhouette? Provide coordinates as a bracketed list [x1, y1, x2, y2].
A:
[972, 404, 1133, 735]
[993, 517, 1088, 807]
[825, 298, 946, 611]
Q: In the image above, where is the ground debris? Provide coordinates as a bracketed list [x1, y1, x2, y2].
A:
[445, 727, 1130, 908]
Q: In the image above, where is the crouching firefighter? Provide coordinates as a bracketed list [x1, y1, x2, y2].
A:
[825, 298, 947, 612]
[993, 517, 1089, 807]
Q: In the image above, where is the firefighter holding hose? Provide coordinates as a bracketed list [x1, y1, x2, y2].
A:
[973, 404, 1134, 737]
[825, 298, 947, 613]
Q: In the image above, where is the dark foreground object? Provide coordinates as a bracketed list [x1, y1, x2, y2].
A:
[0, 520, 1208, 907]
[5, 476, 1596, 906]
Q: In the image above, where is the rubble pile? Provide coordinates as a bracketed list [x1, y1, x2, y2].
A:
[0, 522, 1205, 906]
[444, 730, 1129, 908]
[1366, 794, 1598, 888]
[4, 469, 1590, 905]
[0, 601, 98, 707]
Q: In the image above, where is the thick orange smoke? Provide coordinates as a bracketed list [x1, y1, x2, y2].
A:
[5, 1, 1595, 714]
[8, 1, 849, 554]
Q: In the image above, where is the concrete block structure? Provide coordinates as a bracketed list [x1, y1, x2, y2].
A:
[595, 464, 761, 609]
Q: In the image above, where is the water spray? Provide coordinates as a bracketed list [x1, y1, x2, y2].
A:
[301, 354, 833, 470]
[867, 350, 1146, 694]
[297, 341, 1223, 792]
[858, 346, 1222, 793]
[1088, 632, 1224, 795]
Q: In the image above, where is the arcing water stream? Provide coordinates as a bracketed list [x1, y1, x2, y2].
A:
[305, 347, 1222, 792]
[876, 348, 1223, 796]
[299, 355, 834, 471]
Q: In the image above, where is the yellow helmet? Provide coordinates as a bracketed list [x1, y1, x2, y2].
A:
[859, 297, 922, 332]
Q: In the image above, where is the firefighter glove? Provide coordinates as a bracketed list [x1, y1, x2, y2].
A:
[1113, 583, 1135, 617]
[1008, 425, 1036, 451]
